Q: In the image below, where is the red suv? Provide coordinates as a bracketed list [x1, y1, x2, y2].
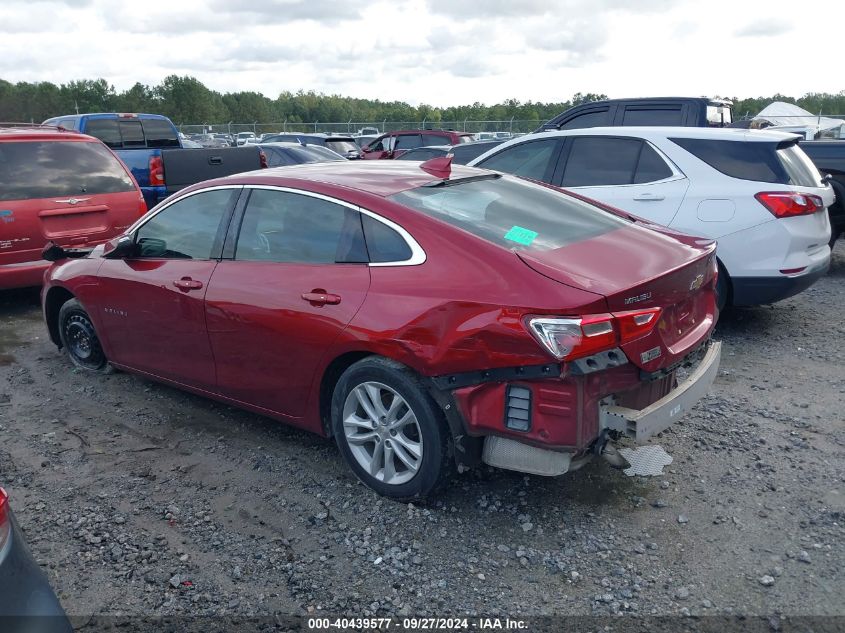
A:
[361, 129, 474, 159]
[0, 125, 146, 290]
[41, 160, 720, 500]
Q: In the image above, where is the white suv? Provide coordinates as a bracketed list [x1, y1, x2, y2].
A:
[468, 127, 833, 308]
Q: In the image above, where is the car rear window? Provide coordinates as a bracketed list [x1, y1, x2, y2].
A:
[670, 138, 822, 186]
[388, 176, 628, 251]
[0, 140, 135, 201]
[324, 139, 358, 154]
[85, 119, 122, 148]
[82, 117, 179, 149]
[141, 119, 180, 148]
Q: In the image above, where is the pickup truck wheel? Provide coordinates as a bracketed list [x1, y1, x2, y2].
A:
[58, 299, 113, 373]
[331, 357, 453, 500]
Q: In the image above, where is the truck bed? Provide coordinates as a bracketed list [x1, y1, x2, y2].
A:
[161, 147, 262, 194]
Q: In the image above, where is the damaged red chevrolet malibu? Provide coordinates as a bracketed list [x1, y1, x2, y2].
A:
[41, 158, 721, 500]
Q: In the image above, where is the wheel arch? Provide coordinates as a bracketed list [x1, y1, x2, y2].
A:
[317, 350, 481, 468]
[318, 351, 376, 437]
[44, 286, 76, 348]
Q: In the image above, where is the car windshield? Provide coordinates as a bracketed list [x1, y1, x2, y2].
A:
[388, 175, 629, 251]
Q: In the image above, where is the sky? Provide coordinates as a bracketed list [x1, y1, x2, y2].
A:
[0, 0, 839, 107]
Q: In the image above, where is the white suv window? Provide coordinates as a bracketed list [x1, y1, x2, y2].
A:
[476, 139, 557, 181]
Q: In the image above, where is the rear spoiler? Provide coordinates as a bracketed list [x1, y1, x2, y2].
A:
[42, 241, 93, 262]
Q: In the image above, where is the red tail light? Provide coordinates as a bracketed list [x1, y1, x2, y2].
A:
[527, 307, 662, 361]
[0, 487, 10, 550]
[755, 192, 823, 218]
[259, 150, 268, 169]
[614, 307, 662, 344]
[149, 155, 165, 186]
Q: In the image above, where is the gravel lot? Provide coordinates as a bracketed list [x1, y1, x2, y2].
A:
[1, 244, 843, 627]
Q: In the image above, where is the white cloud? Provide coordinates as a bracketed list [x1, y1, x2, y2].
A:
[0, 0, 841, 111]
[735, 18, 794, 38]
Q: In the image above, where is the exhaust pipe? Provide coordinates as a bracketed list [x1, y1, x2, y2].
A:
[600, 442, 630, 470]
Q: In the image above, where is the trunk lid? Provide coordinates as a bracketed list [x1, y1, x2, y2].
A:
[0, 137, 143, 267]
[518, 224, 718, 370]
[0, 191, 140, 267]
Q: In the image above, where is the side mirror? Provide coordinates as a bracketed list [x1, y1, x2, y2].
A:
[102, 236, 139, 259]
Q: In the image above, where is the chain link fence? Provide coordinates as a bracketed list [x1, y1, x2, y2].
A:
[178, 119, 547, 137]
[178, 114, 845, 141]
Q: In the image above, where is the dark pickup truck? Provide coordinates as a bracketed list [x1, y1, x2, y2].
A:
[538, 97, 733, 131]
[43, 113, 263, 209]
[797, 142, 845, 243]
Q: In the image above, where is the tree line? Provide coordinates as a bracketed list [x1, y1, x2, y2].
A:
[2, 75, 844, 125]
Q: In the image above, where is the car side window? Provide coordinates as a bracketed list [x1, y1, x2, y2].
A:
[235, 189, 368, 264]
[559, 109, 609, 130]
[135, 189, 237, 259]
[561, 137, 642, 187]
[421, 134, 446, 146]
[476, 139, 558, 182]
[622, 108, 684, 126]
[362, 215, 412, 262]
[396, 134, 423, 149]
[634, 143, 674, 183]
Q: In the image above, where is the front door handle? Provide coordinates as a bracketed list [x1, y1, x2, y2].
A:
[633, 193, 665, 201]
[173, 277, 204, 291]
[301, 291, 341, 306]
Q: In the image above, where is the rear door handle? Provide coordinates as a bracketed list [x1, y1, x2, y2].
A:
[173, 277, 204, 291]
[301, 291, 341, 306]
[633, 193, 665, 201]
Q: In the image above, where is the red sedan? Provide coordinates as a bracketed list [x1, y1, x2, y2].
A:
[41, 159, 721, 499]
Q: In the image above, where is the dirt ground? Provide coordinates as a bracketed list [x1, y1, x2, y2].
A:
[1, 244, 843, 627]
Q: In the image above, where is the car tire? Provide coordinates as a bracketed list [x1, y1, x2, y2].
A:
[716, 261, 730, 312]
[331, 357, 453, 500]
[58, 298, 113, 373]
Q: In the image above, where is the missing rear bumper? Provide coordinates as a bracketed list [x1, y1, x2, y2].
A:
[600, 341, 721, 444]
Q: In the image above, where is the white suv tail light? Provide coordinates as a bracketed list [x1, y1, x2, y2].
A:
[755, 192, 823, 218]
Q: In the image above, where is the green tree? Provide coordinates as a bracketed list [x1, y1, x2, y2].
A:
[153, 75, 228, 125]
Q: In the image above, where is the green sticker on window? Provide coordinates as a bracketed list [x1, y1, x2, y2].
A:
[503, 225, 538, 246]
